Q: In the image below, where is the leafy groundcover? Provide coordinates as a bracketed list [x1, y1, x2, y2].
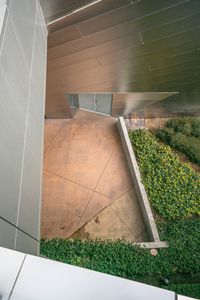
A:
[41, 219, 200, 298]
[165, 284, 200, 299]
[129, 129, 200, 220]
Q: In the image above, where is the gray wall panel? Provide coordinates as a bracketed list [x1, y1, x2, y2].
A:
[15, 230, 39, 256]
[0, 1, 47, 255]
[0, 218, 16, 250]
[0, 15, 30, 107]
[8, 0, 37, 68]
[0, 68, 26, 224]
[18, 83, 44, 240]
[32, 10, 47, 105]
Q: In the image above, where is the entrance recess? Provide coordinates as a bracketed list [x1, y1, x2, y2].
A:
[78, 93, 112, 115]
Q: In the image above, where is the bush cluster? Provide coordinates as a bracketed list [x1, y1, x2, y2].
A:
[129, 129, 200, 220]
[166, 117, 200, 138]
[41, 219, 200, 298]
[156, 127, 200, 165]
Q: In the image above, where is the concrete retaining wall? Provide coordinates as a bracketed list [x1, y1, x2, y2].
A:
[117, 117, 167, 248]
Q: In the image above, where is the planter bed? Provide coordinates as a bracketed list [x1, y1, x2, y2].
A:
[117, 117, 166, 247]
[128, 127, 200, 220]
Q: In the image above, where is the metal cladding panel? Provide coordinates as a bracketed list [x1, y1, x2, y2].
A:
[40, 0, 92, 21]
[0, 15, 29, 224]
[17, 82, 43, 240]
[44, 0, 200, 118]
[78, 0, 193, 35]
[44, 0, 130, 31]
[0, 219, 16, 250]
[8, 0, 37, 68]
[0, 0, 47, 254]
[15, 230, 39, 256]
[48, 25, 82, 48]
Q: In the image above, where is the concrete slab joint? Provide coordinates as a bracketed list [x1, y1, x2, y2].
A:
[117, 117, 167, 249]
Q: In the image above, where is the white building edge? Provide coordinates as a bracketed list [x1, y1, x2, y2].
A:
[0, 247, 196, 300]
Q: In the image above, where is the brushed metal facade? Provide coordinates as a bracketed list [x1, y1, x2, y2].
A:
[42, 0, 200, 118]
[0, 0, 47, 255]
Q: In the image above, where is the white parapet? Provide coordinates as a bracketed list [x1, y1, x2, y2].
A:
[0, 246, 178, 300]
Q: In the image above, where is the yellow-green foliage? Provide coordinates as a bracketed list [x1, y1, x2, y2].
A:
[129, 129, 200, 220]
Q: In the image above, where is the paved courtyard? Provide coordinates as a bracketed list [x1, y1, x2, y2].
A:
[42, 110, 148, 243]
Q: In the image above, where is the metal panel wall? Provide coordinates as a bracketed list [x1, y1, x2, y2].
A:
[44, 0, 200, 118]
[0, 0, 47, 255]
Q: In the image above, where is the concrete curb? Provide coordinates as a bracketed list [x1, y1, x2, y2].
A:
[136, 241, 168, 249]
[117, 117, 167, 248]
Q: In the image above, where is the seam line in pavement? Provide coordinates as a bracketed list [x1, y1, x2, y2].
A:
[43, 169, 115, 201]
[94, 149, 116, 192]
[44, 120, 68, 154]
[110, 206, 136, 241]
[134, 229, 147, 241]
[110, 194, 147, 240]
[74, 149, 115, 233]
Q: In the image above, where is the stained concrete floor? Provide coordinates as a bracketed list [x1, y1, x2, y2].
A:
[42, 110, 148, 243]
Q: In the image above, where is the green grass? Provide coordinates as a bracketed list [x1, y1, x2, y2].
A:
[129, 129, 200, 220]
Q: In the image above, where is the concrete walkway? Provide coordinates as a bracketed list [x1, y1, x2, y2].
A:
[42, 110, 148, 242]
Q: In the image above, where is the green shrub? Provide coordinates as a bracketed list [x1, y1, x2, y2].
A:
[41, 219, 200, 281]
[129, 129, 200, 220]
[163, 284, 200, 299]
[156, 128, 174, 144]
[166, 117, 200, 138]
[191, 118, 200, 138]
[156, 127, 200, 165]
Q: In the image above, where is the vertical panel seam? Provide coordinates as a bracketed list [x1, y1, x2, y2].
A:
[14, 0, 38, 249]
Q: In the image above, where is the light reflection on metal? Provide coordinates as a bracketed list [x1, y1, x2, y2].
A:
[47, 0, 103, 25]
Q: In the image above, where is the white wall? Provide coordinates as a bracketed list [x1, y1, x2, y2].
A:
[0, 247, 178, 300]
[0, 0, 47, 255]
